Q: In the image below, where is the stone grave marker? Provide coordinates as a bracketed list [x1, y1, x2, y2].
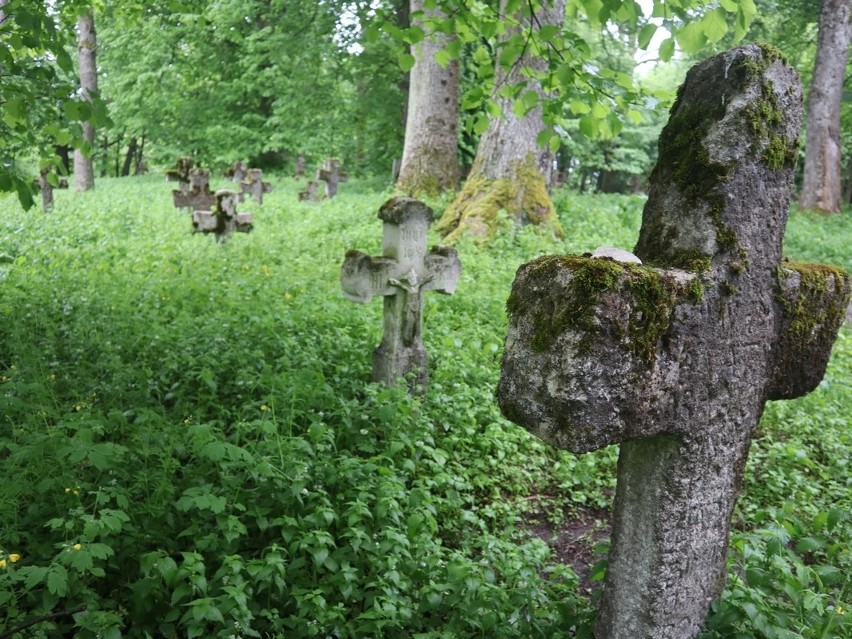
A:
[317, 158, 348, 199]
[224, 160, 247, 182]
[172, 167, 217, 212]
[498, 45, 850, 639]
[298, 180, 320, 202]
[341, 197, 461, 392]
[239, 168, 272, 204]
[295, 154, 306, 177]
[165, 156, 193, 194]
[192, 189, 253, 242]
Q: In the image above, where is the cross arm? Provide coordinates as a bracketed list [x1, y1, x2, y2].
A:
[421, 246, 461, 295]
[767, 261, 850, 400]
[497, 254, 700, 453]
[340, 250, 397, 303]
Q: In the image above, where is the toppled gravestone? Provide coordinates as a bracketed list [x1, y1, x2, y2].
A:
[498, 45, 850, 639]
[192, 189, 253, 242]
[341, 197, 461, 392]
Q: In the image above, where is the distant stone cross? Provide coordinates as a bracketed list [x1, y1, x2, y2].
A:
[172, 168, 216, 212]
[298, 180, 320, 202]
[165, 156, 194, 193]
[498, 46, 850, 639]
[317, 158, 348, 199]
[191, 190, 253, 242]
[225, 160, 247, 182]
[341, 197, 461, 391]
[239, 169, 272, 204]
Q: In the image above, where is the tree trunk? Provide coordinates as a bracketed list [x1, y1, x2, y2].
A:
[436, 0, 565, 242]
[395, 0, 460, 196]
[798, 0, 852, 213]
[122, 137, 138, 177]
[73, 8, 97, 192]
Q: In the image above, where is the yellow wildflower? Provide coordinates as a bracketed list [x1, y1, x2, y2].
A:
[8, 554, 20, 563]
[837, 604, 845, 616]
[0, 559, 6, 568]
[73, 543, 82, 551]
[260, 405, 269, 412]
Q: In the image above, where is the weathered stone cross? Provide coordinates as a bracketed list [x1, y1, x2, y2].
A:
[498, 46, 850, 639]
[239, 168, 272, 204]
[172, 168, 217, 212]
[341, 197, 461, 391]
[191, 189, 253, 242]
[165, 156, 194, 193]
[318, 158, 348, 199]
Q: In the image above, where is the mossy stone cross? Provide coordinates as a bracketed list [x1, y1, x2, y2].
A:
[191, 190, 253, 242]
[239, 168, 272, 205]
[341, 197, 461, 392]
[172, 167, 217, 212]
[498, 46, 850, 639]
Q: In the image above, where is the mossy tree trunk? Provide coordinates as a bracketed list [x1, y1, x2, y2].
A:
[798, 0, 852, 214]
[395, 0, 460, 197]
[436, 0, 565, 243]
[73, 8, 97, 192]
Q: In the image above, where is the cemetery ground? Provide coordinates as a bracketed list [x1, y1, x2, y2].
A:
[0, 175, 849, 639]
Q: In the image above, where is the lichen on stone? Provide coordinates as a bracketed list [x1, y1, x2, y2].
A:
[506, 255, 700, 365]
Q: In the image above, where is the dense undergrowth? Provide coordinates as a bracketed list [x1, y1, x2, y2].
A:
[0, 176, 849, 638]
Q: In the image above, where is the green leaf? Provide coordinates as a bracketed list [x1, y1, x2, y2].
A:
[675, 22, 708, 55]
[47, 565, 69, 597]
[638, 23, 657, 50]
[398, 53, 415, 72]
[699, 8, 729, 44]
[659, 37, 675, 62]
[434, 48, 452, 68]
[570, 99, 591, 115]
[718, 0, 738, 10]
[538, 25, 559, 41]
[579, 115, 597, 137]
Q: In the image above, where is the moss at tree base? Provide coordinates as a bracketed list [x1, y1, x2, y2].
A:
[436, 155, 563, 243]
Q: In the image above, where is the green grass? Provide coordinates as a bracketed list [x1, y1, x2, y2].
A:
[0, 176, 849, 638]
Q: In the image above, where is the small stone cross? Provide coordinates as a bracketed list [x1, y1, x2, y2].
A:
[225, 160, 247, 182]
[341, 197, 461, 392]
[239, 169, 272, 204]
[192, 189, 253, 242]
[317, 158, 348, 199]
[498, 46, 849, 639]
[173, 168, 217, 212]
[165, 156, 194, 193]
[298, 180, 320, 202]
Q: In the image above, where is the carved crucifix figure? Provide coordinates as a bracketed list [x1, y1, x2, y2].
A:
[498, 46, 850, 639]
[341, 197, 461, 392]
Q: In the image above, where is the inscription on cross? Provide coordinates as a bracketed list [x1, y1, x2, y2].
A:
[498, 46, 850, 639]
[173, 168, 217, 212]
[341, 197, 461, 392]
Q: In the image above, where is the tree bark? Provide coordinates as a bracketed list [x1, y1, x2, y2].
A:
[395, 0, 460, 196]
[436, 0, 565, 242]
[122, 137, 138, 177]
[73, 8, 98, 192]
[798, 0, 852, 213]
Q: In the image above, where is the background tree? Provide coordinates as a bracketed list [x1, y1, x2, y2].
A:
[436, 0, 567, 241]
[395, 0, 460, 196]
[798, 0, 852, 214]
[73, 6, 98, 191]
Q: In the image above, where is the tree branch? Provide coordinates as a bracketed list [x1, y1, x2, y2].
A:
[0, 605, 87, 639]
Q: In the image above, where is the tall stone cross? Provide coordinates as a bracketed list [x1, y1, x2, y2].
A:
[173, 168, 217, 212]
[498, 46, 850, 639]
[341, 197, 461, 392]
[239, 168, 272, 204]
[318, 158, 348, 199]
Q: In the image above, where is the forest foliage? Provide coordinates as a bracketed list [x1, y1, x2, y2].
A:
[0, 178, 849, 637]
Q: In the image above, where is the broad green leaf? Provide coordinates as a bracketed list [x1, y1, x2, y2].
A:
[638, 23, 657, 50]
[47, 565, 69, 597]
[579, 114, 597, 137]
[538, 25, 559, 41]
[627, 109, 643, 125]
[407, 26, 425, 44]
[473, 114, 489, 135]
[659, 37, 675, 62]
[718, 0, 738, 10]
[570, 99, 590, 115]
[675, 22, 708, 55]
[699, 8, 729, 44]
[398, 53, 415, 72]
[434, 48, 452, 68]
